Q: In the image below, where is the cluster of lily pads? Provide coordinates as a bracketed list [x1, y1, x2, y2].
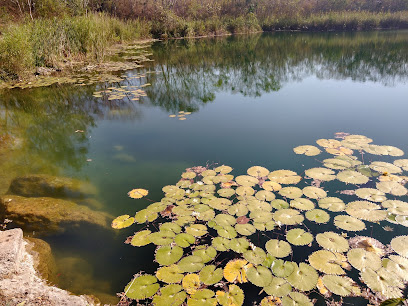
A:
[92, 81, 150, 101]
[169, 111, 193, 121]
[112, 134, 408, 305]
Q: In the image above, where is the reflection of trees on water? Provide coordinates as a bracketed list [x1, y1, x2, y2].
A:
[0, 85, 142, 172]
[144, 31, 408, 112]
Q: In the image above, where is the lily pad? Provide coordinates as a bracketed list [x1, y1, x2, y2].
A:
[236, 186, 255, 197]
[262, 181, 282, 191]
[131, 229, 151, 246]
[322, 275, 360, 297]
[152, 284, 187, 306]
[247, 166, 270, 177]
[271, 259, 296, 278]
[347, 248, 382, 271]
[394, 159, 408, 171]
[293, 145, 321, 156]
[271, 199, 289, 210]
[323, 158, 353, 170]
[382, 200, 408, 216]
[217, 225, 237, 239]
[337, 170, 369, 185]
[327, 198, 350, 216]
[215, 165, 233, 174]
[334, 215, 366, 231]
[182, 273, 201, 294]
[383, 255, 408, 281]
[243, 247, 267, 265]
[309, 250, 346, 275]
[192, 246, 217, 263]
[149, 230, 176, 246]
[112, 215, 134, 229]
[178, 256, 204, 273]
[125, 274, 160, 300]
[214, 214, 236, 227]
[345, 201, 387, 222]
[376, 181, 407, 196]
[273, 209, 304, 225]
[216, 284, 244, 306]
[199, 265, 223, 285]
[211, 237, 231, 252]
[264, 277, 292, 297]
[255, 190, 275, 201]
[235, 223, 256, 236]
[186, 224, 208, 237]
[305, 167, 336, 181]
[187, 289, 217, 306]
[390, 236, 408, 257]
[229, 237, 250, 253]
[316, 138, 341, 148]
[156, 264, 184, 284]
[286, 262, 318, 291]
[305, 209, 330, 223]
[135, 209, 158, 224]
[128, 188, 149, 199]
[265, 239, 292, 258]
[281, 292, 313, 306]
[355, 188, 387, 202]
[286, 228, 313, 246]
[290, 198, 315, 211]
[235, 175, 258, 187]
[279, 187, 303, 199]
[155, 245, 184, 266]
[246, 265, 273, 287]
[369, 162, 402, 174]
[223, 259, 250, 283]
[360, 268, 404, 299]
[316, 232, 349, 252]
[303, 186, 327, 199]
[209, 198, 232, 210]
[268, 170, 301, 184]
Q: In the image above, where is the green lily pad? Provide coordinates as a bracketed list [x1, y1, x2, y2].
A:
[293, 145, 321, 156]
[309, 250, 346, 275]
[155, 245, 183, 266]
[247, 166, 270, 177]
[390, 236, 408, 257]
[214, 165, 233, 174]
[305, 167, 336, 181]
[382, 200, 408, 216]
[273, 209, 304, 225]
[265, 239, 292, 258]
[337, 170, 369, 185]
[178, 255, 205, 273]
[246, 265, 273, 287]
[156, 264, 184, 284]
[305, 209, 330, 223]
[322, 275, 360, 297]
[355, 188, 386, 202]
[149, 230, 176, 246]
[212, 237, 231, 251]
[369, 161, 402, 174]
[377, 181, 407, 196]
[264, 277, 292, 297]
[286, 262, 318, 291]
[235, 224, 256, 236]
[271, 199, 290, 210]
[186, 224, 208, 237]
[135, 209, 158, 223]
[255, 190, 276, 201]
[286, 228, 313, 246]
[271, 259, 296, 278]
[347, 248, 382, 271]
[323, 158, 353, 170]
[228, 203, 249, 216]
[316, 232, 349, 252]
[345, 201, 387, 222]
[192, 246, 217, 263]
[243, 247, 267, 265]
[209, 198, 232, 210]
[217, 188, 235, 198]
[303, 186, 327, 199]
[290, 198, 315, 211]
[360, 268, 404, 299]
[125, 274, 160, 300]
[175, 233, 195, 248]
[268, 170, 302, 184]
[229, 237, 250, 253]
[216, 284, 244, 306]
[279, 187, 303, 199]
[131, 230, 151, 246]
[214, 214, 236, 227]
[281, 292, 313, 306]
[187, 289, 217, 306]
[235, 175, 259, 187]
[318, 197, 346, 212]
[152, 284, 187, 306]
[334, 215, 366, 231]
[199, 265, 223, 285]
[217, 225, 237, 239]
[160, 223, 182, 233]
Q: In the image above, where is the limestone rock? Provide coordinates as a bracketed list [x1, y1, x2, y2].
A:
[0, 228, 23, 277]
[8, 174, 98, 199]
[0, 195, 112, 233]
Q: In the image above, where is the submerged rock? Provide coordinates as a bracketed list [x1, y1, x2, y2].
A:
[0, 195, 112, 233]
[8, 174, 98, 199]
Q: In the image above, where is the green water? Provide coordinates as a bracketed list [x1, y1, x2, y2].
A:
[1, 31, 408, 304]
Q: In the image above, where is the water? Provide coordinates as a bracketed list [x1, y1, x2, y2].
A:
[0, 31, 408, 304]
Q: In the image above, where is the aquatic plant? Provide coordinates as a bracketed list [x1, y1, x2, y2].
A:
[114, 134, 408, 305]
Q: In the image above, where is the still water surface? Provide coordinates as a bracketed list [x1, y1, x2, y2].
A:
[1, 31, 408, 304]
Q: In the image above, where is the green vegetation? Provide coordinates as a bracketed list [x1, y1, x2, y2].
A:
[114, 134, 408, 304]
[1, 0, 408, 81]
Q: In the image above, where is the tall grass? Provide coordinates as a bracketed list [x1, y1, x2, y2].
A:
[0, 14, 150, 80]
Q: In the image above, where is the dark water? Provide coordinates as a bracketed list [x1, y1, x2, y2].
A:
[0, 31, 408, 304]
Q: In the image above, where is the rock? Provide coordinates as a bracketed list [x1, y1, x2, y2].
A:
[0, 195, 112, 233]
[25, 237, 58, 284]
[0, 228, 23, 277]
[0, 229, 98, 306]
[8, 174, 98, 199]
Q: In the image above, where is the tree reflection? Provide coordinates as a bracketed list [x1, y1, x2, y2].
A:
[143, 31, 408, 111]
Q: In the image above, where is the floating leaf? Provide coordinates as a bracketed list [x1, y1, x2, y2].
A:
[316, 232, 349, 252]
[125, 274, 160, 300]
[347, 248, 382, 271]
[262, 181, 282, 191]
[135, 209, 158, 224]
[128, 188, 149, 199]
[344, 134, 373, 144]
[243, 247, 267, 265]
[212, 237, 231, 252]
[394, 159, 408, 171]
[268, 170, 301, 184]
[293, 145, 321, 156]
[182, 273, 201, 294]
[303, 186, 327, 199]
[155, 245, 183, 266]
[223, 259, 250, 283]
[193, 246, 217, 263]
[160, 223, 182, 233]
[281, 292, 313, 306]
[382, 200, 408, 216]
[271, 199, 289, 210]
[318, 197, 346, 212]
[235, 175, 258, 187]
[355, 188, 386, 202]
[322, 275, 360, 297]
[279, 187, 303, 199]
[152, 284, 186, 306]
[316, 138, 341, 148]
[383, 255, 408, 282]
[217, 225, 238, 239]
[131, 229, 151, 246]
[376, 181, 407, 196]
[305, 167, 336, 181]
[216, 284, 244, 306]
[361, 268, 404, 298]
[323, 158, 353, 170]
[236, 186, 255, 196]
[235, 223, 256, 236]
[265, 239, 292, 258]
[218, 188, 235, 198]
[305, 209, 330, 223]
[229, 238, 250, 253]
[390, 236, 408, 258]
[187, 289, 217, 306]
[178, 256, 204, 273]
[348, 236, 385, 256]
[286, 228, 313, 246]
[370, 162, 402, 174]
[247, 166, 269, 177]
[273, 209, 304, 225]
[112, 215, 134, 229]
[186, 224, 208, 237]
[255, 190, 275, 201]
[215, 165, 233, 174]
[264, 277, 292, 297]
[290, 198, 315, 211]
[150, 230, 176, 246]
[209, 198, 232, 210]
[309, 250, 346, 275]
[337, 170, 369, 185]
[156, 264, 184, 284]
[334, 215, 366, 231]
[345, 201, 387, 222]
[271, 260, 296, 278]
[286, 262, 318, 291]
[215, 214, 237, 227]
[246, 266, 273, 287]
[228, 203, 249, 217]
[199, 265, 223, 285]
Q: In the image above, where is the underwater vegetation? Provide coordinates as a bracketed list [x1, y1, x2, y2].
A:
[113, 134, 408, 305]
